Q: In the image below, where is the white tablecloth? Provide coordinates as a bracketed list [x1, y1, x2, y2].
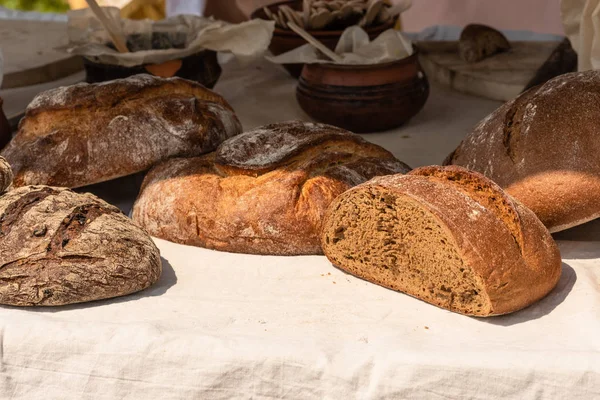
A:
[1, 58, 599, 399]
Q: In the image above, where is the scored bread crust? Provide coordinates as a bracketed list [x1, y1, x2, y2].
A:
[444, 70, 600, 232]
[0, 185, 162, 306]
[132, 121, 411, 255]
[2, 74, 242, 189]
[321, 165, 561, 317]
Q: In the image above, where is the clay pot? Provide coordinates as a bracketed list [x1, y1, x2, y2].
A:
[251, 0, 397, 78]
[83, 33, 222, 88]
[296, 50, 429, 133]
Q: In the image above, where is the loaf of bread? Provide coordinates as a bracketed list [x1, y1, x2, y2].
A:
[0, 158, 161, 306]
[445, 70, 600, 232]
[2, 74, 242, 189]
[459, 24, 510, 63]
[132, 121, 411, 255]
[321, 165, 561, 317]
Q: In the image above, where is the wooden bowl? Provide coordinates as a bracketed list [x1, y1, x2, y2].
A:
[251, 0, 397, 78]
[83, 32, 222, 88]
[296, 51, 429, 133]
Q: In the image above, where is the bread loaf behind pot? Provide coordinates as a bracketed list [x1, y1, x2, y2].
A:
[3, 74, 242, 188]
[459, 24, 511, 63]
[321, 165, 561, 316]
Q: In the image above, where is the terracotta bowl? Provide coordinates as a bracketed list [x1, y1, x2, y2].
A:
[83, 32, 222, 88]
[251, 0, 397, 78]
[296, 50, 429, 133]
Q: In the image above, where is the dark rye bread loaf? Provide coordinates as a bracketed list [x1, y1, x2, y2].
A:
[321, 166, 561, 317]
[459, 24, 510, 63]
[2, 74, 242, 188]
[132, 121, 411, 255]
[0, 157, 161, 306]
[445, 70, 600, 232]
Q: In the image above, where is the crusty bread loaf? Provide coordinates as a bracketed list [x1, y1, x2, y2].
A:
[2, 74, 242, 189]
[459, 24, 510, 63]
[445, 70, 600, 232]
[321, 165, 561, 317]
[132, 121, 411, 255]
[0, 162, 161, 306]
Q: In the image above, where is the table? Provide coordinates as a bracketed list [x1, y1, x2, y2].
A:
[0, 57, 599, 399]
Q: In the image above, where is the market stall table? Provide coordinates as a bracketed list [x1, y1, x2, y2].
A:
[0, 57, 598, 399]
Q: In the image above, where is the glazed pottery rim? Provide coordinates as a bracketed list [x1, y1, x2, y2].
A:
[301, 47, 420, 71]
[250, 0, 397, 38]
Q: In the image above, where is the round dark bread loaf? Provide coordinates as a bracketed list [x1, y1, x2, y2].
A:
[445, 70, 600, 232]
[321, 165, 561, 317]
[0, 184, 161, 306]
[2, 74, 242, 189]
[459, 24, 511, 63]
[132, 121, 411, 255]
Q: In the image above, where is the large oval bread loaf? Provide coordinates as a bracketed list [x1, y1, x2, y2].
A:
[2, 74, 242, 188]
[445, 70, 600, 232]
[0, 157, 161, 306]
[132, 121, 411, 255]
[321, 165, 561, 317]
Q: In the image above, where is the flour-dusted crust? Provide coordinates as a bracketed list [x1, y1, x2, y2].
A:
[445, 70, 600, 232]
[216, 121, 358, 169]
[3, 74, 242, 189]
[0, 186, 161, 306]
[321, 165, 561, 317]
[132, 121, 411, 255]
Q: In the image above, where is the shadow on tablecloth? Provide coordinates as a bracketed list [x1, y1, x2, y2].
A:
[553, 219, 600, 243]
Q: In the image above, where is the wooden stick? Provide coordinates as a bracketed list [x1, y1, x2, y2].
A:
[85, 0, 129, 53]
[387, 0, 412, 16]
[287, 22, 343, 63]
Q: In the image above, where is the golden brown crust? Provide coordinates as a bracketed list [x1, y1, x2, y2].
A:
[0, 185, 162, 306]
[445, 70, 600, 232]
[321, 165, 561, 316]
[132, 121, 411, 255]
[3, 74, 242, 189]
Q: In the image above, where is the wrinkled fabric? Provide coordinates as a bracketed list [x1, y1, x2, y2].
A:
[561, 0, 600, 70]
[65, 7, 274, 67]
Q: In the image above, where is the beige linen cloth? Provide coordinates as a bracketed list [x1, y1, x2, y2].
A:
[266, 26, 413, 65]
[65, 7, 274, 67]
[562, 0, 600, 70]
